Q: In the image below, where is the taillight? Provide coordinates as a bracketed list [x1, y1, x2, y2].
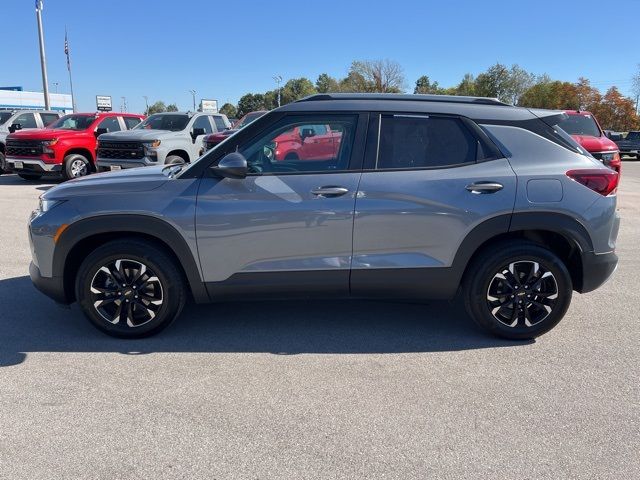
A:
[566, 169, 619, 196]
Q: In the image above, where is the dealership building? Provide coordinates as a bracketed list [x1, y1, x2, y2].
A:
[0, 87, 73, 113]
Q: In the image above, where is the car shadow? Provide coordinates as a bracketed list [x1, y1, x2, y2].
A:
[0, 275, 533, 367]
[0, 173, 62, 188]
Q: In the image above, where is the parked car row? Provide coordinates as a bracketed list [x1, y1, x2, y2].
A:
[2, 110, 231, 180]
[607, 130, 640, 159]
[1, 102, 630, 183]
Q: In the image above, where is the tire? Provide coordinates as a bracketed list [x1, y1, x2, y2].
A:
[0, 151, 6, 174]
[463, 242, 572, 340]
[75, 239, 187, 338]
[284, 152, 299, 161]
[18, 173, 43, 181]
[165, 155, 186, 165]
[63, 153, 91, 180]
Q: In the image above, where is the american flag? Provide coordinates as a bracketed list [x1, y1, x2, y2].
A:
[64, 29, 70, 70]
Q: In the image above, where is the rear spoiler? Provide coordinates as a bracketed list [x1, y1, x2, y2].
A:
[528, 108, 568, 128]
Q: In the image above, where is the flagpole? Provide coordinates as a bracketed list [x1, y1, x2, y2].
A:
[35, 0, 50, 110]
[65, 27, 76, 112]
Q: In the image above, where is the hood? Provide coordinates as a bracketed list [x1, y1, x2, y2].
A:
[99, 129, 180, 142]
[43, 165, 170, 200]
[616, 138, 640, 147]
[205, 130, 237, 142]
[571, 134, 618, 153]
[7, 128, 87, 141]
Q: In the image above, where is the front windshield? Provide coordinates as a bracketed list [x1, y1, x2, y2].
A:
[557, 114, 601, 137]
[235, 111, 265, 129]
[49, 114, 97, 130]
[626, 131, 640, 141]
[135, 114, 190, 132]
[0, 112, 13, 125]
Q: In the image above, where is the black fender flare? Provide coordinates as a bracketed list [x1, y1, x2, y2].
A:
[53, 214, 209, 303]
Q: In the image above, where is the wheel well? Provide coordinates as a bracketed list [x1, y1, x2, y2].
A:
[64, 148, 95, 165]
[463, 229, 583, 290]
[63, 232, 191, 303]
[166, 150, 190, 163]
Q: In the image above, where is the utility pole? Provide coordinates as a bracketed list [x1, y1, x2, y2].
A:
[121, 96, 127, 112]
[35, 1, 50, 110]
[273, 75, 282, 107]
[188, 90, 197, 111]
[143, 95, 149, 115]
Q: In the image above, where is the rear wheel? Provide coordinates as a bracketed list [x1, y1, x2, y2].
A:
[165, 155, 186, 165]
[463, 242, 572, 339]
[63, 153, 91, 180]
[76, 240, 187, 338]
[18, 173, 43, 181]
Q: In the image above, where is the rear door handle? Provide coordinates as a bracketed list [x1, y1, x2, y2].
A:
[465, 182, 504, 194]
[311, 186, 349, 198]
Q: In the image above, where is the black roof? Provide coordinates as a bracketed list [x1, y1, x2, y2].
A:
[296, 93, 509, 106]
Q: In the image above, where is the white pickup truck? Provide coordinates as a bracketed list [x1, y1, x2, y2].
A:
[96, 111, 230, 171]
[0, 109, 62, 173]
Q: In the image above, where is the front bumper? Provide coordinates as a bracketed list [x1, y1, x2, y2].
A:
[7, 157, 62, 174]
[579, 251, 618, 293]
[30, 261, 69, 304]
[97, 156, 159, 170]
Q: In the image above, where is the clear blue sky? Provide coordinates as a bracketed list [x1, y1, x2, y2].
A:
[1, 0, 638, 113]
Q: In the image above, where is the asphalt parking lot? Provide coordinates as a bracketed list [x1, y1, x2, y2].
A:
[1, 163, 639, 479]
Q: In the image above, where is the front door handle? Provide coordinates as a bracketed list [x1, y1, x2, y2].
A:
[465, 182, 504, 194]
[311, 186, 349, 198]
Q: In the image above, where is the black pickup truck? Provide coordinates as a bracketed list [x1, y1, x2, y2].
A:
[614, 131, 640, 159]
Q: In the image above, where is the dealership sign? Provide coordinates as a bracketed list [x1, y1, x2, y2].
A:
[200, 99, 218, 113]
[96, 95, 112, 111]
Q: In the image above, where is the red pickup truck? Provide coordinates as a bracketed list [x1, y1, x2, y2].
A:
[558, 110, 621, 173]
[6, 112, 144, 180]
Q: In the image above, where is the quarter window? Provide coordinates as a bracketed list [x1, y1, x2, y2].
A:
[377, 115, 477, 169]
[238, 115, 357, 174]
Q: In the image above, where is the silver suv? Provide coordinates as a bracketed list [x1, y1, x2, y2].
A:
[0, 109, 62, 173]
[96, 111, 230, 171]
[28, 94, 620, 339]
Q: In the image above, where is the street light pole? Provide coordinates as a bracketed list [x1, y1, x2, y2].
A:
[121, 96, 127, 112]
[273, 75, 282, 107]
[143, 95, 149, 115]
[35, 1, 50, 110]
[188, 90, 197, 111]
[53, 82, 59, 93]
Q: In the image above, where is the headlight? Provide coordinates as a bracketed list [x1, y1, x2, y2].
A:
[41, 139, 58, 146]
[600, 153, 615, 162]
[38, 197, 63, 213]
[143, 140, 161, 148]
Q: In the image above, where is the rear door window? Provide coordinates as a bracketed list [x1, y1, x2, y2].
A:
[193, 115, 213, 134]
[40, 113, 60, 126]
[376, 114, 477, 169]
[212, 116, 227, 132]
[123, 117, 142, 129]
[97, 116, 122, 133]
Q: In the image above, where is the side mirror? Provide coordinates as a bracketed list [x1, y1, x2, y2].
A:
[210, 152, 248, 179]
[300, 127, 315, 141]
[8, 123, 22, 133]
[192, 127, 206, 140]
[95, 127, 108, 137]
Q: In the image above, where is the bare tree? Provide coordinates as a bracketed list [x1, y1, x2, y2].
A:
[348, 59, 406, 93]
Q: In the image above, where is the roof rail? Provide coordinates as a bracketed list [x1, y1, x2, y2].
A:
[296, 93, 510, 106]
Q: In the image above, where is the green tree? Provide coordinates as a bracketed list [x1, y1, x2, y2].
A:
[147, 101, 167, 115]
[219, 103, 237, 118]
[263, 90, 279, 110]
[456, 73, 476, 96]
[340, 70, 372, 92]
[519, 80, 579, 109]
[316, 73, 340, 93]
[237, 93, 265, 117]
[414, 75, 441, 94]
[281, 77, 317, 104]
[474, 63, 512, 102]
[166, 103, 178, 112]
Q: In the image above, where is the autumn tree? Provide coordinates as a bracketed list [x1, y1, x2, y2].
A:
[345, 59, 405, 93]
[519, 80, 579, 109]
[591, 87, 640, 131]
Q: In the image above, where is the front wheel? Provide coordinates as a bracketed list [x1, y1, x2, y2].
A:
[76, 240, 187, 338]
[63, 153, 91, 180]
[463, 242, 572, 340]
